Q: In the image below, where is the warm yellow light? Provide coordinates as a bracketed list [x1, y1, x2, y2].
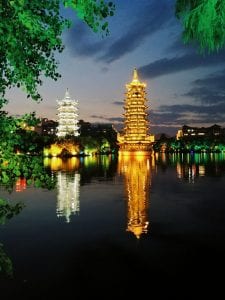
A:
[44, 142, 80, 157]
[50, 144, 62, 156]
[44, 157, 80, 171]
[118, 153, 152, 239]
[135, 151, 148, 156]
[117, 69, 154, 152]
[43, 148, 49, 156]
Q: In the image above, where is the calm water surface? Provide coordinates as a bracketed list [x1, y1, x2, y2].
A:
[1, 153, 225, 296]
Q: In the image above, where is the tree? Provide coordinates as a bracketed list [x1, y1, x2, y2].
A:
[176, 0, 225, 53]
[0, 198, 24, 277]
[0, 112, 56, 190]
[0, 111, 40, 154]
[0, 0, 115, 102]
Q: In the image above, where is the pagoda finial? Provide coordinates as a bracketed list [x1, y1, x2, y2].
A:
[65, 88, 70, 99]
[131, 68, 140, 84]
[132, 68, 139, 82]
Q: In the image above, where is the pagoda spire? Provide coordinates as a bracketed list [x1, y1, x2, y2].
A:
[132, 68, 139, 83]
[128, 68, 145, 88]
[65, 88, 70, 99]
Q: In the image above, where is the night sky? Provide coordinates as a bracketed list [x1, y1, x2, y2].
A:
[5, 0, 225, 136]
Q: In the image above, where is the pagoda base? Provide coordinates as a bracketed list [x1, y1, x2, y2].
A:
[118, 143, 153, 154]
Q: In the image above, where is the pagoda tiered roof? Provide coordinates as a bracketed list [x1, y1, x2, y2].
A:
[117, 69, 154, 152]
[56, 89, 80, 137]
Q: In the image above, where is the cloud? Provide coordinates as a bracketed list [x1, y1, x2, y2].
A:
[91, 94, 225, 131]
[152, 101, 225, 127]
[184, 69, 225, 104]
[159, 103, 225, 114]
[90, 115, 105, 120]
[112, 101, 123, 106]
[90, 100, 225, 135]
[151, 125, 179, 136]
[107, 117, 123, 122]
[89, 114, 123, 123]
[150, 110, 184, 126]
[65, 22, 108, 58]
[99, 0, 173, 63]
[66, 1, 174, 62]
[166, 35, 197, 55]
[140, 49, 225, 79]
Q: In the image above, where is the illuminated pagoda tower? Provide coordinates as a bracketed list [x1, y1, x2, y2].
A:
[57, 89, 79, 137]
[117, 69, 154, 152]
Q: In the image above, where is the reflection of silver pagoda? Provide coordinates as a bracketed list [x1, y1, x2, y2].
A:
[56, 172, 80, 223]
[57, 89, 79, 137]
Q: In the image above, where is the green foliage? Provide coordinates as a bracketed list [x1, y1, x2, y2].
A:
[153, 135, 225, 153]
[0, 0, 68, 101]
[0, 109, 56, 278]
[0, 243, 13, 277]
[0, 198, 24, 277]
[0, 109, 56, 190]
[80, 135, 100, 152]
[0, 155, 56, 191]
[0, 198, 24, 225]
[176, 0, 225, 52]
[63, 0, 115, 33]
[79, 122, 118, 152]
[0, 0, 115, 102]
[0, 110, 41, 154]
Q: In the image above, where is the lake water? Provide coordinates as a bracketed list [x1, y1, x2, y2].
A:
[1, 153, 225, 296]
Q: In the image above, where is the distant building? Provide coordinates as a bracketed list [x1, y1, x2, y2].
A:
[89, 123, 116, 136]
[78, 120, 92, 136]
[57, 89, 79, 137]
[117, 69, 154, 152]
[176, 124, 224, 140]
[34, 118, 58, 135]
[40, 118, 58, 136]
[78, 120, 118, 147]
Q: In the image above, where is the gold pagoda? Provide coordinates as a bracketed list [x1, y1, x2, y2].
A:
[117, 69, 154, 153]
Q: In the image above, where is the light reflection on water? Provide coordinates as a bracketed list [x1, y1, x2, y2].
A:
[56, 172, 80, 223]
[44, 154, 154, 238]
[155, 152, 225, 182]
[118, 153, 153, 239]
[17, 153, 225, 228]
[43, 155, 115, 223]
[44, 157, 81, 223]
[1, 153, 225, 294]
[43, 156, 80, 171]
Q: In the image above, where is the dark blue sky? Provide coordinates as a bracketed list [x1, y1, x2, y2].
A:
[5, 0, 225, 135]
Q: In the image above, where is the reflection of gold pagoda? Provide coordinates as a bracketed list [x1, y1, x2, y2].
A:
[118, 154, 151, 239]
[117, 69, 154, 152]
